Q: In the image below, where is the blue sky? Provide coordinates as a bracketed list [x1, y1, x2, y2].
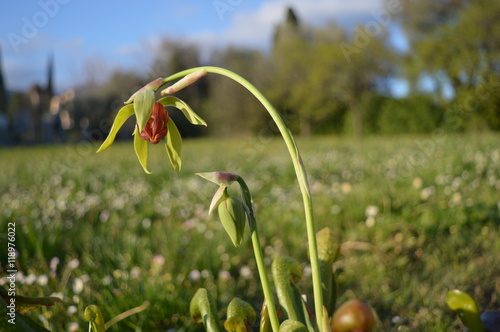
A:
[0, 0, 408, 93]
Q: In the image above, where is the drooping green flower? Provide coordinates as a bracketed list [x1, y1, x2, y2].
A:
[96, 79, 207, 174]
[196, 172, 248, 247]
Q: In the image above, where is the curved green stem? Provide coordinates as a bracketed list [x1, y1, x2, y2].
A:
[162, 67, 324, 331]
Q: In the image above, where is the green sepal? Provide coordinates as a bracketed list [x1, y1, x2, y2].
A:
[218, 195, 247, 247]
[133, 126, 151, 174]
[157, 96, 207, 126]
[134, 90, 155, 132]
[208, 186, 228, 214]
[196, 172, 239, 187]
[446, 290, 485, 332]
[96, 104, 134, 153]
[165, 119, 182, 172]
[84, 305, 106, 332]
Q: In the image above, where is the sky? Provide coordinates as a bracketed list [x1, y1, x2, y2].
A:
[0, 0, 408, 94]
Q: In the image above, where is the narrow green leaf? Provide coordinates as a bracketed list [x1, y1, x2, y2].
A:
[0, 296, 51, 331]
[165, 119, 182, 172]
[134, 90, 155, 132]
[158, 96, 207, 126]
[14, 297, 60, 314]
[104, 301, 150, 330]
[0, 287, 62, 314]
[96, 104, 134, 153]
[133, 127, 151, 174]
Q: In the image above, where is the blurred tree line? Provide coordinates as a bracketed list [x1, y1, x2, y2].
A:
[76, 0, 500, 140]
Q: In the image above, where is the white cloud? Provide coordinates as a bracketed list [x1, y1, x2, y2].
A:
[189, 0, 383, 57]
[1, 0, 386, 91]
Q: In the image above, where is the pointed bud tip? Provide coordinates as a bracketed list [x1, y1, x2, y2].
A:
[197, 172, 239, 186]
[125, 78, 164, 103]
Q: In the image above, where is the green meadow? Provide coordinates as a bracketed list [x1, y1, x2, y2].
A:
[1, 133, 499, 331]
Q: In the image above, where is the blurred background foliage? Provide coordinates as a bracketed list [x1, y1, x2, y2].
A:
[1, 0, 499, 144]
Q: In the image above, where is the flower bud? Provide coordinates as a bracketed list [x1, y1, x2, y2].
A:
[218, 195, 247, 247]
[161, 70, 207, 95]
[332, 299, 375, 332]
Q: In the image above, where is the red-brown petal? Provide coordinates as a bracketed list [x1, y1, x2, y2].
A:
[139, 102, 169, 144]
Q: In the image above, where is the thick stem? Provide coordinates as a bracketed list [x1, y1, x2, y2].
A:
[162, 66, 324, 332]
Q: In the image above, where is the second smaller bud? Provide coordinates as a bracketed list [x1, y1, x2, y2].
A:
[218, 191, 247, 247]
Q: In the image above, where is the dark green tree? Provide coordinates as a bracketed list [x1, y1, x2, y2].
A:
[271, 7, 393, 136]
[206, 47, 271, 136]
[395, 0, 500, 130]
[0, 45, 7, 114]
